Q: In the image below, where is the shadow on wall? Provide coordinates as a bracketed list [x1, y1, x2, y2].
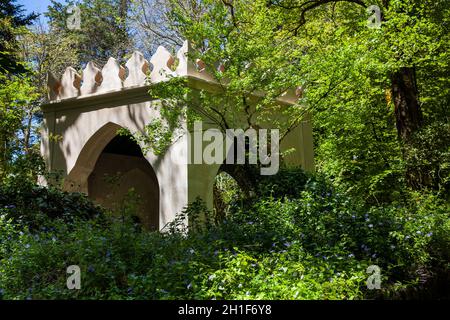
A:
[87, 134, 160, 231]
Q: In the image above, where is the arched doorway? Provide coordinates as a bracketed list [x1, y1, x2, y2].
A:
[87, 134, 159, 230]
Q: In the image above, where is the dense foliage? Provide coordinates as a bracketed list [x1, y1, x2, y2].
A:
[0, 0, 37, 74]
[0, 183, 104, 232]
[46, 0, 133, 66]
[0, 170, 448, 299]
[152, 0, 450, 198]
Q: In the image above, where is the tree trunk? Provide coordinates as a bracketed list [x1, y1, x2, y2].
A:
[391, 67, 423, 142]
[390, 67, 431, 189]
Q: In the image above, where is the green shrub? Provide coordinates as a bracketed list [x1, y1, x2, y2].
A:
[0, 214, 368, 300]
[0, 184, 104, 231]
[198, 250, 365, 300]
[404, 121, 450, 195]
[0, 170, 448, 300]
[254, 167, 312, 199]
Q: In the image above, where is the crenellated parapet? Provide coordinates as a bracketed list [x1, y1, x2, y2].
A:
[46, 40, 300, 104]
[46, 41, 218, 101]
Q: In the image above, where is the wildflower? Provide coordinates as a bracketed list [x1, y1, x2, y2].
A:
[348, 254, 355, 258]
[208, 274, 216, 281]
[127, 287, 133, 295]
[87, 265, 95, 273]
[187, 283, 192, 290]
[426, 232, 433, 237]
[283, 242, 292, 247]
[189, 248, 195, 254]
[24, 244, 30, 249]
[368, 224, 373, 228]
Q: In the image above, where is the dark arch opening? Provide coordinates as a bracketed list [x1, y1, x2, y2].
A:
[87, 134, 159, 230]
[102, 135, 144, 157]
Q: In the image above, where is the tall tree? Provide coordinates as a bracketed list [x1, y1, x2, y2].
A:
[17, 18, 81, 158]
[129, 0, 204, 54]
[263, 0, 449, 189]
[0, 0, 39, 180]
[154, 0, 449, 193]
[46, 0, 133, 67]
[0, 72, 39, 180]
[0, 0, 37, 74]
[267, 0, 425, 142]
[131, 0, 315, 195]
